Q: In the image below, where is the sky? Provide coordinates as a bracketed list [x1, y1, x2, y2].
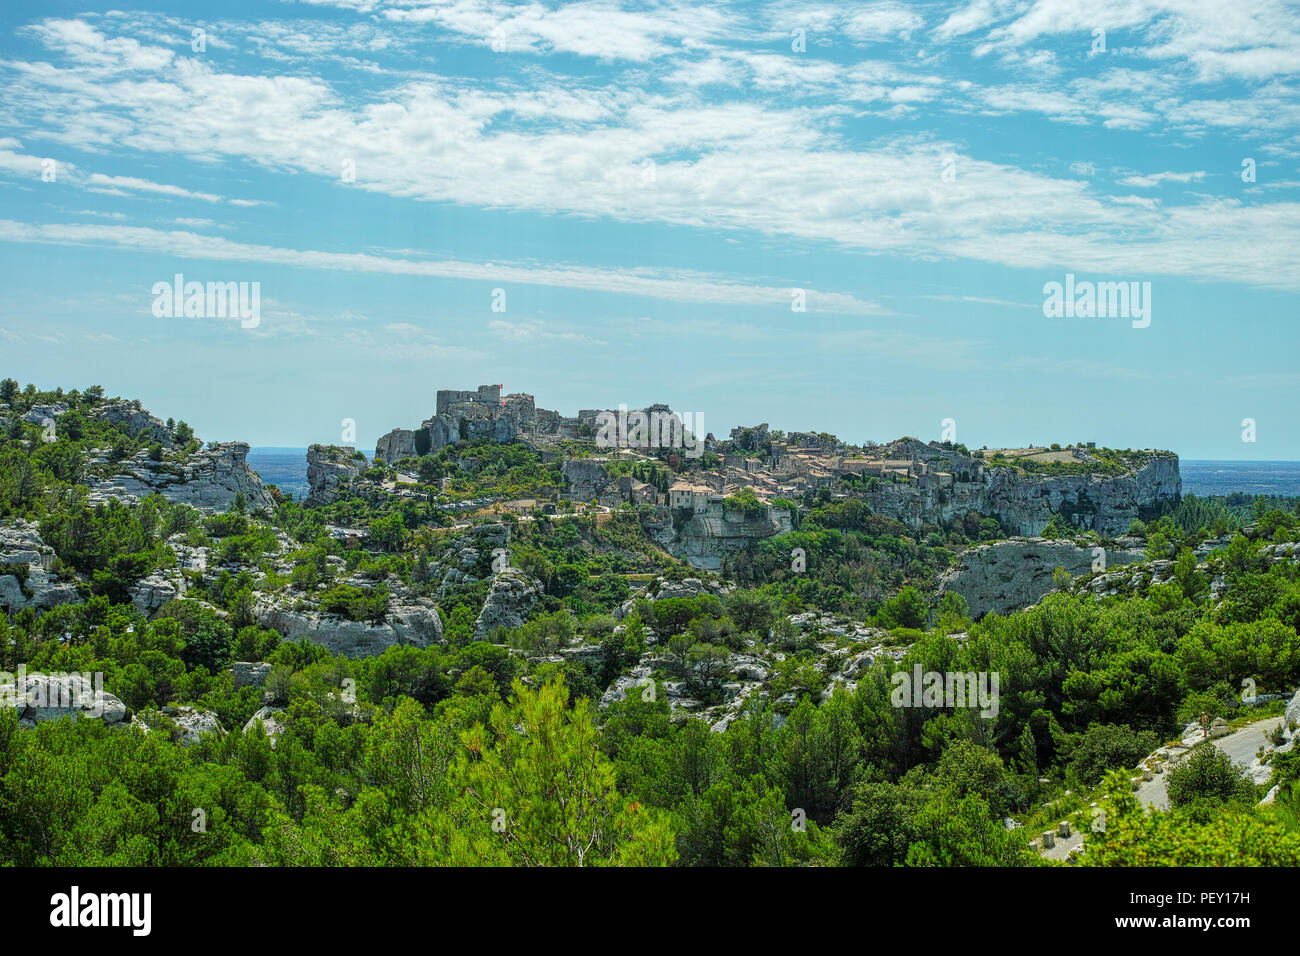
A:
[0, 0, 1297, 459]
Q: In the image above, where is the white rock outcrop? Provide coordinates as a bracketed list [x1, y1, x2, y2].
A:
[0, 521, 79, 613]
[2, 672, 128, 727]
[253, 593, 444, 657]
[306, 444, 366, 505]
[474, 568, 542, 639]
[938, 536, 1143, 618]
[88, 442, 274, 512]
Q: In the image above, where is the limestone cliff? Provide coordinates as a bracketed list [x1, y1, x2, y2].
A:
[88, 442, 275, 512]
[474, 567, 543, 638]
[562, 459, 610, 501]
[306, 444, 366, 505]
[866, 451, 1180, 535]
[374, 386, 523, 462]
[644, 502, 794, 571]
[374, 428, 417, 462]
[0, 521, 80, 613]
[252, 592, 443, 657]
[938, 536, 1145, 618]
[90, 399, 174, 448]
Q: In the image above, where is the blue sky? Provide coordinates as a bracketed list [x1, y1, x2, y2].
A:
[0, 0, 1297, 459]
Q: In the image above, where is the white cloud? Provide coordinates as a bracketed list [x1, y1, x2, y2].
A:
[0, 219, 888, 313]
[2, 10, 1299, 301]
[1118, 170, 1207, 187]
[489, 318, 607, 345]
[86, 174, 222, 203]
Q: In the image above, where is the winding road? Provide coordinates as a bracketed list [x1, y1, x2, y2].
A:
[1041, 716, 1283, 862]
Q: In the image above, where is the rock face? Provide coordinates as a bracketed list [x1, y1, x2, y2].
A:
[306, 445, 366, 505]
[0, 521, 80, 613]
[374, 428, 417, 462]
[1, 672, 128, 727]
[645, 502, 793, 571]
[1286, 688, 1300, 730]
[88, 441, 275, 512]
[613, 576, 733, 620]
[243, 705, 287, 745]
[427, 403, 517, 452]
[22, 402, 68, 426]
[374, 386, 541, 463]
[232, 661, 272, 689]
[253, 593, 444, 657]
[163, 706, 225, 747]
[562, 459, 610, 501]
[474, 568, 542, 639]
[938, 536, 1144, 618]
[129, 572, 180, 616]
[863, 445, 1180, 535]
[90, 399, 174, 447]
[422, 523, 511, 594]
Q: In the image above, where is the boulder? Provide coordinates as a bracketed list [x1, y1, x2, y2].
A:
[474, 568, 542, 639]
[1, 671, 128, 725]
[232, 661, 272, 689]
[731, 656, 770, 681]
[242, 705, 287, 745]
[163, 706, 225, 746]
[130, 572, 180, 616]
[841, 650, 874, 678]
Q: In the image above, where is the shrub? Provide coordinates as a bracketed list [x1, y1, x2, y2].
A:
[319, 583, 388, 623]
[1166, 745, 1256, 809]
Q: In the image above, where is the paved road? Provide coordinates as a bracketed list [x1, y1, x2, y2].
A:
[1040, 716, 1283, 861]
[1137, 717, 1281, 810]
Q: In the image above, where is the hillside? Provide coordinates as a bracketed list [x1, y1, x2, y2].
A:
[3, 379, 1300, 868]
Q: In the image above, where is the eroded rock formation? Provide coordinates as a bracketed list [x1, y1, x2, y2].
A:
[88, 442, 275, 512]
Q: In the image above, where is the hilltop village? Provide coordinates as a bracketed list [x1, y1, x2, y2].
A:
[361, 384, 1181, 553]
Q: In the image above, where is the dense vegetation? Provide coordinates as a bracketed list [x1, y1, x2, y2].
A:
[3, 381, 1300, 866]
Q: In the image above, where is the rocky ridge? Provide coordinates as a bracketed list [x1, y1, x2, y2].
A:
[88, 441, 275, 512]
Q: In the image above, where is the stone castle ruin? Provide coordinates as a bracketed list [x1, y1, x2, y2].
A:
[373, 384, 684, 463]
